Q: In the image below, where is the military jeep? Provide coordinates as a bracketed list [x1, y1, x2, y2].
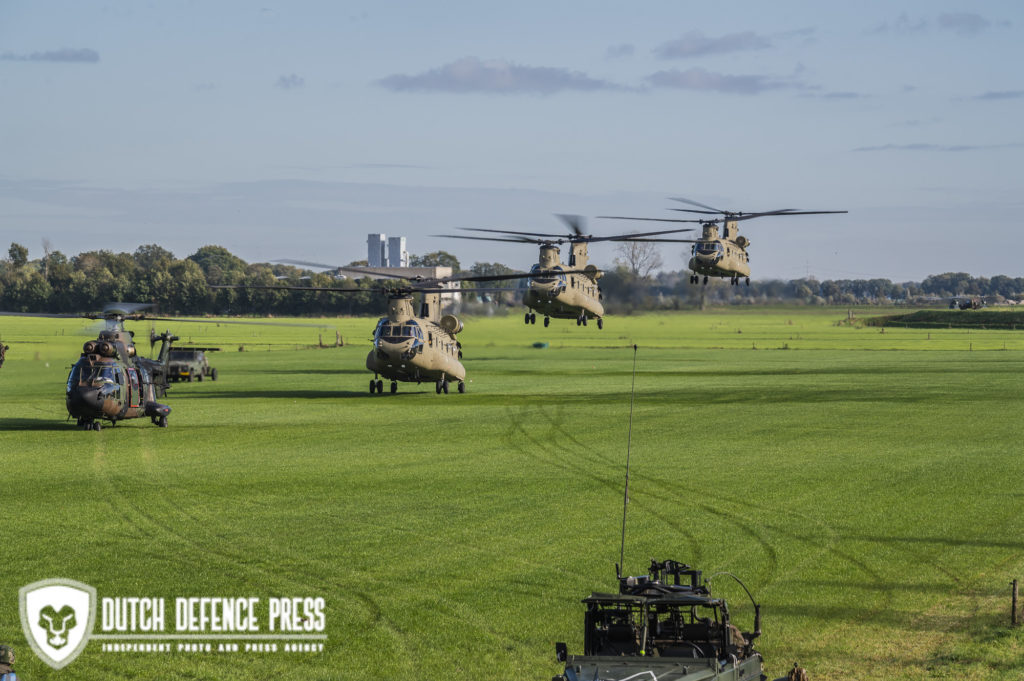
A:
[167, 347, 219, 382]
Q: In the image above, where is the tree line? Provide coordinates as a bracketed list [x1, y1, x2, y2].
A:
[1, 242, 1020, 316]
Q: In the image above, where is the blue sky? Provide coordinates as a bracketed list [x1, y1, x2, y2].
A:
[1, 1, 1021, 280]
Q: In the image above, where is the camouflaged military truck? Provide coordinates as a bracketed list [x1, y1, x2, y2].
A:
[167, 347, 219, 382]
[553, 559, 802, 681]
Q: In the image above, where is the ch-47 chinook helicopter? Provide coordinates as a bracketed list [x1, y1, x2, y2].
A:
[438, 215, 695, 328]
[601, 197, 847, 286]
[65, 304, 178, 431]
[215, 262, 576, 395]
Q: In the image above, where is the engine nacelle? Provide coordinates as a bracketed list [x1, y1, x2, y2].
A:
[439, 314, 463, 335]
[83, 341, 97, 354]
[584, 264, 603, 280]
[735, 236, 750, 248]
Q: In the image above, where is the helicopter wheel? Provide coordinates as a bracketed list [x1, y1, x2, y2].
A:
[597, 318, 604, 330]
[435, 381, 442, 394]
[530, 313, 536, 324]
[93, 422, 102, 432]
[376, 379, 384, 393]
[582, 316, 588, 326]
[703, 276, 709, 285]
[524, 312, 531, 325]
[745, 277, 750, 286]
[390, 381, 398, 394]
[458, 381, 466, 394]
[576, 316, 582, 327]
[442, 379, 449, 394]
[158, 416, 168, 428]
[369, 379, 376, 394]
[543, 316, 550, 327]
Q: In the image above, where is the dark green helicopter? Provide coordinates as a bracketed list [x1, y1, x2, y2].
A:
[65, 304, 178, 431]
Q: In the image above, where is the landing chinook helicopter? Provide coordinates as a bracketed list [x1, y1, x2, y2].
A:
[215, 262, 577, 394]
[439, 215, 695, 328]
[65, 304, 177, 431]
[601, 197, 847, 286]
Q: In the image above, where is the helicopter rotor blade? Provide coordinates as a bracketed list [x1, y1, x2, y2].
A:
[555, 213, 585, 237]
[670, 197, 728, 213]
[586, 226, 698, 242]
[433, 233, 544, 244]
[598, 216, 708, 224]
[458, 227, 569, 240]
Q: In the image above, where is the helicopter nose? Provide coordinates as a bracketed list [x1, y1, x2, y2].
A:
[67, 386, 104, 415]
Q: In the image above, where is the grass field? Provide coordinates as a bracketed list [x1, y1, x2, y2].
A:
[2, 307, 1023, 680]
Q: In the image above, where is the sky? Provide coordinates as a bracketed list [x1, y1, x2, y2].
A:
[1, 0, 1021, 281]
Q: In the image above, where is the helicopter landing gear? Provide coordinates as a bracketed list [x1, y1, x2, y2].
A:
[390, 381, 398, 394]
[458, 381, 466, 393]
[582, 315, 588, 326]
[745, 277, 750, 286]
[376, 379, 384, 393]
[442, 379, 449, 394]
[597, 318, 604, 329]
[703, 275, 709, 285]
[370, 379, 376, 394]
[530, 313, 537, 324]
[524, 312, 532, 325]
[435, 380, 443, 394]
[158, 416, 167, 428]
[543, 316, 550, 327]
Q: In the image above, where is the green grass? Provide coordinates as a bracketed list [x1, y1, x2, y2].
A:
[2, 308, 1023, 680]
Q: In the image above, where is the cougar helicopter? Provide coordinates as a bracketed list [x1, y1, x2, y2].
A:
[601, 197, 847, 286]
[214, 262, 577, 395]
[438, 215, 695, 328]
[65, 304, 178, 431]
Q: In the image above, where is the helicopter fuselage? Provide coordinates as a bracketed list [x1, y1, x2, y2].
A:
[367, 316, 465, 384]
[522, 245, 604, 326]
[687, 221, 752, 283]
[65, 325, 173, 430]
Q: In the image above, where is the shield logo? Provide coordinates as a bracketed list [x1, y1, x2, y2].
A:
[19, 578, 97, 670]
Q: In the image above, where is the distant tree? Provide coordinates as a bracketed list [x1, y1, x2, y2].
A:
[614, 241, 663, 279]
[188, 245, 247, 284]
[346, 259, 368, 267]
[8, 243, 28, 267]
[134, 244, 175, 271]
[410, 251, 460, 271]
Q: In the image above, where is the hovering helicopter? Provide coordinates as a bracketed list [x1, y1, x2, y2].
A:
[438, 215, 695, 328]
[601, 197, 847, 286]
[214, 263, 575, 394]
[65, 304, 178, 431]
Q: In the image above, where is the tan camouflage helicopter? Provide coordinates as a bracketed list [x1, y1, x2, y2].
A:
[216, 262, 577, 394]
[439, 215, 695, 328]
[601, 197, 847, 286]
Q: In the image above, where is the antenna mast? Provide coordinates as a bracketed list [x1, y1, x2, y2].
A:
[619, 344, 638, 576]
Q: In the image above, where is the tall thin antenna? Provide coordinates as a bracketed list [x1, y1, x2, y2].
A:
[619, 344, 638, 576]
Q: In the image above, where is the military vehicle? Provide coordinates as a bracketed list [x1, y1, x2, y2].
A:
[214, 263, 577, 394]
[65, 305, 177, 430]
[550, 345, 803, 681]
[553, 559, 773, 681]
[167, 346, 220, 382]
[438, 215, 695, 328]
[601, 198, 847, 286]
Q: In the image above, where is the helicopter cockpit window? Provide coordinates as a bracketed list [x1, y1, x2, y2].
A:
[66, 361, 84, 392]
[530, 264, 566, 289]
[696, 242, 723, 255]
